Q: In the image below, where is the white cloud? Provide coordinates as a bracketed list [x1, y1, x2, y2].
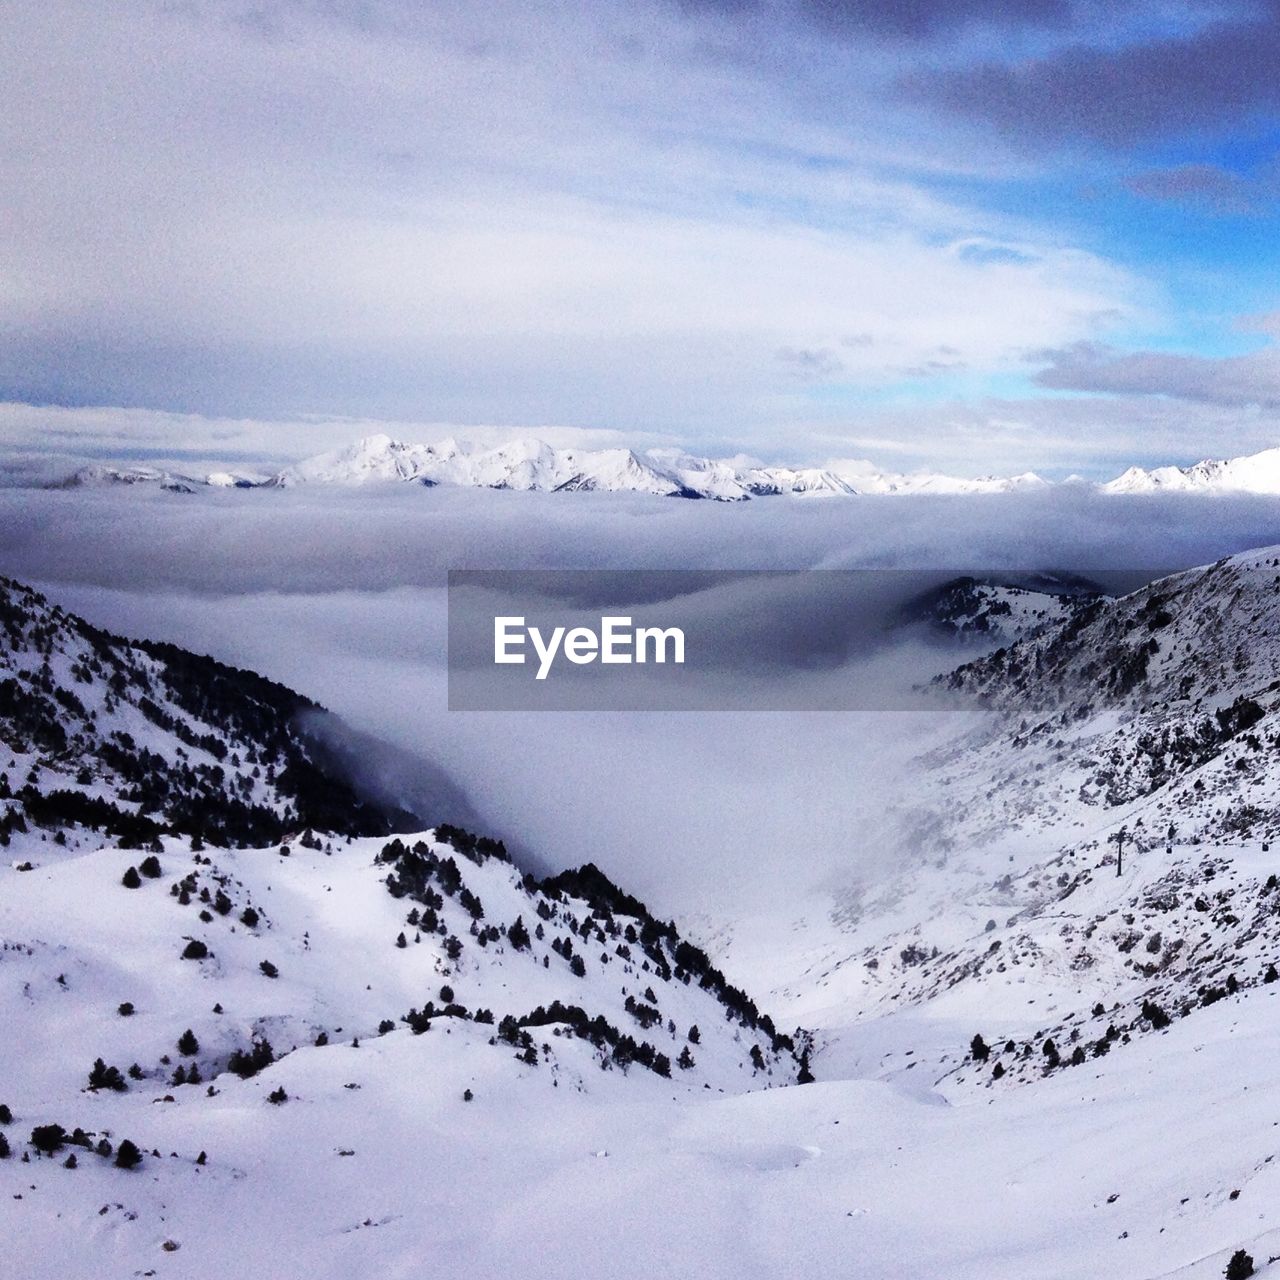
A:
[0, 0, 1145, 443]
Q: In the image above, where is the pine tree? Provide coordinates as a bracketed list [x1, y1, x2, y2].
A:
[0, 1133, 9, 1159]
[30, 1124, 66, 1155]
[139, 854, 162, 878]
[970, 1034, 990, 1062]
[114, 1139, 143, 1169]
[259, 959, 278, 978]
[181, 939, 208, 960]
[121, 866, 141, 889]
[1225, 1248, 1255, 1279]
[87, 1058, 127, 1092]
[0, 1103, 12, 1125]
[177, 1029, 199, 1056]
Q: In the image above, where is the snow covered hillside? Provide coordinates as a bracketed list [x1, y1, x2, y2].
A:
[0, 577, 811, 1277]
[0, 576, 421, 847]
[725, 548, 1280, 1105]
[9, 559, 1280, 1278]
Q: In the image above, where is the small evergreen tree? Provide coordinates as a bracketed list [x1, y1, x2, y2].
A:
[121, 866, 141, 889]
[114, 1139, 143, 1169]
[1225, 1248, 1255, 1279]
[181, 939, 208, 960]
[970, 1034, 990, 1062]
[117, 1002, 134, 1016]
[87, 1058, 127, 1092]
[240, 906, 259, 928]
[177, 1029, 199, 1056]
[259, 959, 278, 978]
[139, 854, 162, 878]
[0, 1103, 12, 1125]
[0, 1133, 9, 1159]
[30, 1124, 66, 1155]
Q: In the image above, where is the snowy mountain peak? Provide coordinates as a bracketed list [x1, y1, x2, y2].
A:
[1100, 444, 1280, 494]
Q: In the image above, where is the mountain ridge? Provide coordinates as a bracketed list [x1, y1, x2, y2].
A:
[52, 432, 1280, 501]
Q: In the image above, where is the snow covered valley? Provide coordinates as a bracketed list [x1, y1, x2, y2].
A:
[6, 493, 1280, 1277]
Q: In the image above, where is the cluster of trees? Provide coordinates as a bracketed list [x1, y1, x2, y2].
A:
[512, 1002, 672, 1077]
[19, 1120, 143, 1170]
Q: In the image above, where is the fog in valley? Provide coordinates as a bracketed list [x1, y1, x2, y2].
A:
[3, 482, 1277, 924]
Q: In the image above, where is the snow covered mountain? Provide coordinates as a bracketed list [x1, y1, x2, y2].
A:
[56, 463, 204, 493]
[0, 576, 426, 847]
[750, 547, 1280, 1098]
[268, 433, 859, 499]
[50, 434, 1053, 501]
[1102, 444, 1280, 495]
[0, 576, 811, 1276]
[52, 432, 1280, 503]
[901, 572, 1104, 642]
[11, 558, 1280, 1275]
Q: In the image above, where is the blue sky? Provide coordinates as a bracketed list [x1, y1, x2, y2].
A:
[5, 0, 1280, 476]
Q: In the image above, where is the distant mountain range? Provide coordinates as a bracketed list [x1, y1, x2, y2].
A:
[48, 433, 1280, 500]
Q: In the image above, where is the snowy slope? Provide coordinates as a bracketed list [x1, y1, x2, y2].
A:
[10, 561, 1280, 1277]
[0, 576, 421, 849]
[1102, 445, 1280, 495]
[717, 549, 1280, 1087]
